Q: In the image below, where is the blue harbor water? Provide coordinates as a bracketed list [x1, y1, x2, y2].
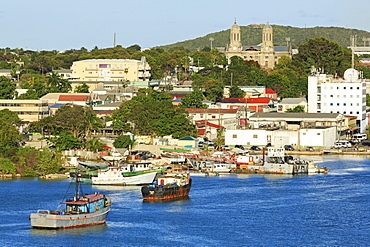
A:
[1, 155, 369, 246]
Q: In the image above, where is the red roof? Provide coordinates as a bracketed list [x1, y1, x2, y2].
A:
[186, 108, 238, 114]
[59, 95, 91, 101]
[265, 88, 277, 94]
[247, 98, 271, 104]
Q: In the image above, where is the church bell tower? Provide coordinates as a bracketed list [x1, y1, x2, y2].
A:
[229, 20, 242, 52]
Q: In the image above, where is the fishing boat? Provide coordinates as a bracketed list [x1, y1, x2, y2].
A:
[30, 173, 111, 229]
[232, 147, 328, 175]
[91, 166, 157, 185]
[141, 173, 192, 201]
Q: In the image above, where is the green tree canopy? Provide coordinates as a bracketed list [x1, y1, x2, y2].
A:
[180, 89, 206, 108]
[0, 76, 16, 99]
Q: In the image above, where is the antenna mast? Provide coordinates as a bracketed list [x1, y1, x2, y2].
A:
[114, 32, 116, 48]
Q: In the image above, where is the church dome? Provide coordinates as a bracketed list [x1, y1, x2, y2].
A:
[231, 21, 239, 29]
[264, 22, 272, 29]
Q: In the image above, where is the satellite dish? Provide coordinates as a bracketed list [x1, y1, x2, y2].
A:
[343, 68, 359, 81]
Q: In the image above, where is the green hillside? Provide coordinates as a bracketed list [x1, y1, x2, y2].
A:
[158, 24, 370, 51]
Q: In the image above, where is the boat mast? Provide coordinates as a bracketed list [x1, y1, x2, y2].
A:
[74, 169, 79, 201]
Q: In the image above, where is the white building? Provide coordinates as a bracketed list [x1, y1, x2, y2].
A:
[225, 128, 337, 149]
[307, 68, 367, 133]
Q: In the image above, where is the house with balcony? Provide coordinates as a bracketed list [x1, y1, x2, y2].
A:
[0, 99, 49, 123]
[69, 56, 151, 87]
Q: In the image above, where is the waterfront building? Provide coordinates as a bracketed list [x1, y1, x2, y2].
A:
[307, 68, 367, 133]
[225, 112, 345, 148]
[222, 21, 292, 69]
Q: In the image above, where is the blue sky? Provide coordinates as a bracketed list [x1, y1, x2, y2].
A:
[0, 0, 367, 51]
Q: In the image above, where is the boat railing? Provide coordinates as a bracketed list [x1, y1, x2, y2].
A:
[36, 209, 50, 214]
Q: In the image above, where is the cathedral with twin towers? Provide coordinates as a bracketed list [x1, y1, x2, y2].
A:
[222, 21, 292, 69]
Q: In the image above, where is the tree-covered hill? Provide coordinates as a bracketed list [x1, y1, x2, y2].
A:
[157, 24, 370, 51]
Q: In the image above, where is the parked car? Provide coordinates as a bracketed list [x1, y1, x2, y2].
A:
[333, 142, 345, 149]
[235, 144, 245, 150]
[352, 133, 367, 141]
[221, 145, 230, 151]
[250, 146, 261, 151]
[338, 140, 352, 148]
[306, 147, 315, 151]
[284, 145, 294, 151]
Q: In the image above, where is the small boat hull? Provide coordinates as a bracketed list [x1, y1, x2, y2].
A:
[30, 206, 110, 229]
[92, 172, 157, 185]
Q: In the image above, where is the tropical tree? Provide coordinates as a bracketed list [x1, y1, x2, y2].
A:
[113, 135, 134, 149]
[180, 89, 206, 108]
[75, 82, 90, 93]
[36, 148, 64, 175]
[286, 105, 305, 113]
[229, 85, 246, 98]
[86, 137, 105, 152]
[0, 76, 16, 99]
[0, 158, 17, 174]
[294, 37, 352, 76]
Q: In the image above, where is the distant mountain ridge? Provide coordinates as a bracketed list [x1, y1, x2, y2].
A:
[158, 24, 370, 51]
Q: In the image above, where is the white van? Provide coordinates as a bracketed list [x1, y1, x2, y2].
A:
[338, 140, 352, 148]
[352, 133, 367, 141]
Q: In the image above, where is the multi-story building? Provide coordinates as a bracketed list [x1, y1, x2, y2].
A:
[307, 68, 367, 133]
[70, 56, 151, 83]
[0, 99, 49, 122]
[222, 21, 292, 69]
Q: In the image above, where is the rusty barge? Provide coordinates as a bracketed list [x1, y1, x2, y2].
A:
[141, 173, 192, 201]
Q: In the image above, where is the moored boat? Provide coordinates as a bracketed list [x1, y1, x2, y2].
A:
[91, 166, 157, 185]
[30, 173, 111, 229]
[232, 147, 328, 175]
[141, 173, 192, 201]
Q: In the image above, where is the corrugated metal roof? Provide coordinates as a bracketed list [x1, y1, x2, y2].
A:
[59, 95, 91, 101]
[247, 98, 272, 104]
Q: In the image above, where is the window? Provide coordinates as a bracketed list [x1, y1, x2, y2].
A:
[317, 86, 321, 93]
[357, 87, 360, 90]
[350, 87, 353, 89]
[350, 111, 353, 114]
[303, 133, 306, 135]
[357, 111, 360, 114]
[232, 134, 237, 138]
[343, 95, 346, 98]
[330, 103, 333, 106]
[344, 87, 346, 89]
[330, 95, 333, 98]
[317, 133, 321, 135]
[337, 95, 340, 98]
[253, 134, 258, 138]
